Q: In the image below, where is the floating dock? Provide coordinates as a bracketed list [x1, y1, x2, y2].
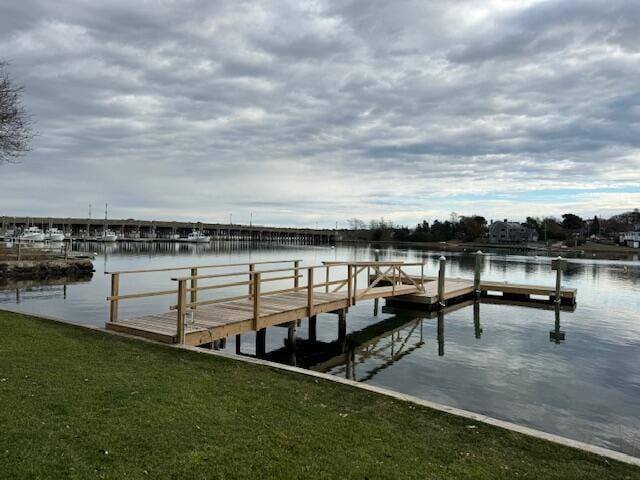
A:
[106, 258, 577, 353]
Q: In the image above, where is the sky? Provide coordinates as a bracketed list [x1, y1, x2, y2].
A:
[0, 0, 639, 228]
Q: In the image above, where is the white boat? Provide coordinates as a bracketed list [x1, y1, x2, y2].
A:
[20, 226, 45, 242]
[97, 229, 118, 242]
[186, 230, 210, 243]
[46, 227, 65, 242]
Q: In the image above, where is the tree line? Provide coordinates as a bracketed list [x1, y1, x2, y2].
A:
[346, 209, 640, 243]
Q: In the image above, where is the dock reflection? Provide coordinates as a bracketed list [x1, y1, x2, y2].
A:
[263, 296, 576, 382]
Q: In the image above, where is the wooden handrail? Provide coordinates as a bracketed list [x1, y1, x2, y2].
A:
[105, 259, 302, 275]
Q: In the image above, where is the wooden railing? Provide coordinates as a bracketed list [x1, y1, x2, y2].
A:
[170, 261, 425, 343]
[107, 259, 426, 344]
[105, 259, 302, 324]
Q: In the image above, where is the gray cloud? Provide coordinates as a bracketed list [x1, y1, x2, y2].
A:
[0, 0, 639, 226]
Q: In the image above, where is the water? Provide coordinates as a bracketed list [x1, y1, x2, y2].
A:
[2, 241, 640, 456]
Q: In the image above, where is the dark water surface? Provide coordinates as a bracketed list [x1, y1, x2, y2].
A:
[2, 241, 639, 455]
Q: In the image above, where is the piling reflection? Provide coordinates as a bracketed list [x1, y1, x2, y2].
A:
[263, 295, 576, 382]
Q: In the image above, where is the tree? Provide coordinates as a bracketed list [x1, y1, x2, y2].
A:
[561, 213, 584, 231]
[346, 218, 366, 230]
[0, 62, 32, 164]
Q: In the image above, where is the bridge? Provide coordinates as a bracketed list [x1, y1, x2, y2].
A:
[0, 216, 335, 244]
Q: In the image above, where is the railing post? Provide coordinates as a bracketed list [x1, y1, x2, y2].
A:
[352, 266, 357, 306]
[307, 267, 314, 317]
[177, 279, 186, 344]
[190, 267, 198, 310]
[109, 273, 120, 323]
[248, 263, 255, 295]
[325, 265, 330, 293]
[347, 264, 352, 306]
[438, 256, 446, 307]
[474, 251, 483, 297]
[253, 272, 261, 329]
[293, 260, 300, 289]
[392, 265, 396, 296]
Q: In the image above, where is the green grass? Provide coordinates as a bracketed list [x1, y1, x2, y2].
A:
[0, 311, 638, 479]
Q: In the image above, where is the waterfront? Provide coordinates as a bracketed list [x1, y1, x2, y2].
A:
[2, 241, 639, 456]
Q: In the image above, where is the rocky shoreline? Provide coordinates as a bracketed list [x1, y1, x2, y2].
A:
[0, 258, 94, 280]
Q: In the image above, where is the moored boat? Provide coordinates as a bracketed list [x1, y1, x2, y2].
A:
[46, 227, 65, 242]
[97, 229, 118, 242]
[186, 230, 210, 243]
[20, 226, 45, 242]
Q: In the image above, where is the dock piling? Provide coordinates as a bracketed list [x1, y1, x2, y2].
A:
[474, 251, 483, 297]
[438, 256, 446, 307]
[308, 315, 317, 342]
[552, 256, 567, 304]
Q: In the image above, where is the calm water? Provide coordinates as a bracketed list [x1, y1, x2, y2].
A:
[2, 242, 640, 456]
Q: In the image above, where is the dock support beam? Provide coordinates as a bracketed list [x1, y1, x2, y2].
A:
[338, 310, 347, 348]
[438, 256, 446, 307]
[287, 322, 297, 348]
[308, 315, 317, 342]
[256, 328, 266, 357]
[236, 334, 241, 354]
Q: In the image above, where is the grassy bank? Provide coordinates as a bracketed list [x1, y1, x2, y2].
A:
[1, 311, 638, 479]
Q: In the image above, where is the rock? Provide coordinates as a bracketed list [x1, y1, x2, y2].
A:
[0, 259, 94, 280]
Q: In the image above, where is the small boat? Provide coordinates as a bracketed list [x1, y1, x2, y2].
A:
[97, 229, 118, 242]
[186, 230, 210, 243]
[20, 226, 46, 242]
[46, 227, 65, 242]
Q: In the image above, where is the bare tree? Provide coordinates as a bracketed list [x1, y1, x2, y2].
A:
[347, 218, 366, 230]
[0, 61, 32, 164]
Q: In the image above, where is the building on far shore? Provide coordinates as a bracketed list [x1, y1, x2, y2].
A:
[619, 232, 640, 248]
[489, 219, 539, 244]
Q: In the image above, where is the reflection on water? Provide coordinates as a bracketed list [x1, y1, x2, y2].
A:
[2, 241, 640, 456]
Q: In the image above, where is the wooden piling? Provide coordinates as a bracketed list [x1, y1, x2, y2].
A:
[235, 334, 241, 354]
[438, 256, 446, 306]
[287, 322, 296, 348]
[256, 328, 266, 357]
[474, 251, 482, 296]
[308, 315, 317, 342]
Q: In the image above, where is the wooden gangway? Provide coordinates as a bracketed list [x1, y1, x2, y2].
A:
[106, 260, 427, 346]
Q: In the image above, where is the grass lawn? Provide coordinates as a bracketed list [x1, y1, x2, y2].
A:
[1, 311, 638, 479]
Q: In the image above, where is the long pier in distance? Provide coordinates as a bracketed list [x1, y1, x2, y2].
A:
[0, 216, 336, 244]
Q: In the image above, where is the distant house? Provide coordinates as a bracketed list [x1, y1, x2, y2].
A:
[619, 232, 640, 248]
[489, 219, 538, 244]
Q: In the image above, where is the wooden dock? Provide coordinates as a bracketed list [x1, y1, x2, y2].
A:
[106, 257, 577, 350]
[383, 275, 577, 309]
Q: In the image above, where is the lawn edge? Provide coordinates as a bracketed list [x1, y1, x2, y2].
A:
[2, 306, 639, 468]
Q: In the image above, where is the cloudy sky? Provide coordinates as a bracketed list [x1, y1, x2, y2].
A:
[1, 0, 639, 227]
